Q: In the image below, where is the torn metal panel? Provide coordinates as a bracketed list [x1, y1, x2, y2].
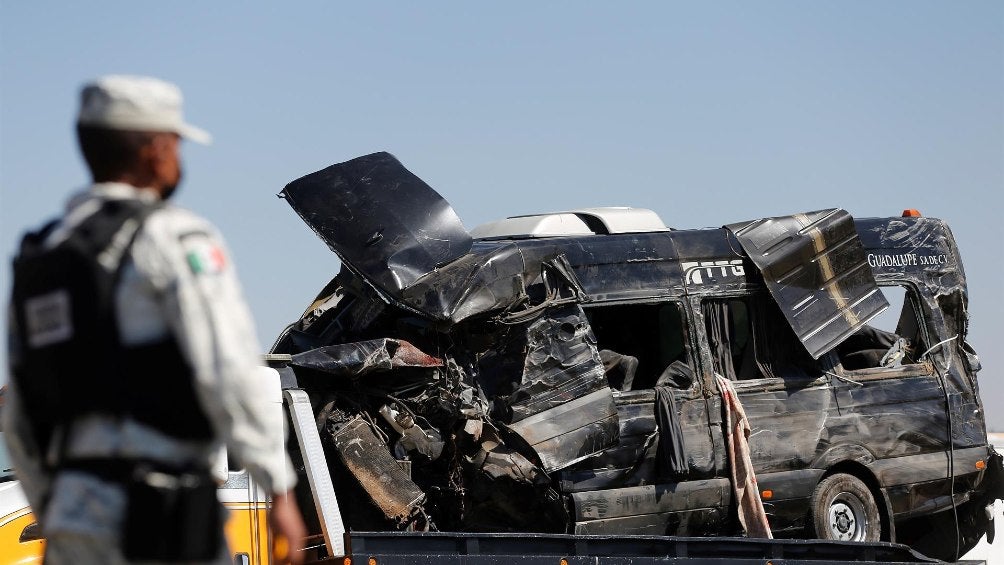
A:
[509, 305, 609, 420]
[507, 388, 619, 472]
[289, 338, 442, 378]
[503, 304, 618, 471]
[399, 242, 530, 322]
[396, 247, 588, 324]
[727, 209, 889, 359]
[280, 152, 473, 296]
[393, 242, 586, 323]
[855, 216, 965, 284]
[330, 416, 426, 524]
[280, 152, 589, 324]
[555, 389, 717, 494]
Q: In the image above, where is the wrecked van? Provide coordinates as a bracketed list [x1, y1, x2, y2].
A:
[269, 152, 1002, 561]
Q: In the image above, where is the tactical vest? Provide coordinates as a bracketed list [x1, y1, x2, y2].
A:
[10, 198, 214, 463]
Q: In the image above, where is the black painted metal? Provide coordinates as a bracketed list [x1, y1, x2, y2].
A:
[276, 155, 1000, 561]
[280, 152, 473, 297]
[726, 209, 889, 359]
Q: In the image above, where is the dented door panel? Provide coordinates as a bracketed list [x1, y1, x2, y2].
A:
[734, 379, 837, 474]
[570, 479, 731, 536]
[829, 374, 948, 458]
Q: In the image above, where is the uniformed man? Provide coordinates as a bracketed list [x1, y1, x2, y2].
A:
[3, 75, 306, 564]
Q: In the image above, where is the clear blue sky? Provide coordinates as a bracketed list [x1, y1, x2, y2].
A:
[2, 2, 1002, 427]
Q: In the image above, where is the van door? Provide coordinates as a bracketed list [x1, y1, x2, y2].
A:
[699, 292, 836, 534]
[828, 282, 977, 520]
[559, 301, 731, 536]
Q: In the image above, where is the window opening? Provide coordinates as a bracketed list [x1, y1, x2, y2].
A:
[703, 294, 820, 381]
[836, 284, 927, 371]
[584, 302, 694, 390]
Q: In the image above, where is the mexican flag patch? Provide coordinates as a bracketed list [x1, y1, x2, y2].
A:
[186, 244, 227, 275]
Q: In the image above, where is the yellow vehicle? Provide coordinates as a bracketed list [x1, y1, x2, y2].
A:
[0, 477, 41, 565]
[0, 472, 274, 564]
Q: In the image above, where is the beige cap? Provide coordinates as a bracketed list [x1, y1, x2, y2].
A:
[77, 75, 212, 144]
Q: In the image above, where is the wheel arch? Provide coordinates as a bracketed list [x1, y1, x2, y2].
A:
[818, 460, 896, 542]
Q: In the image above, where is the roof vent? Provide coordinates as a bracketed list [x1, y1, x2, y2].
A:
[471, 207, 669, 239]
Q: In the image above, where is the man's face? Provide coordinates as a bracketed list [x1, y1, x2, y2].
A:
[150, 132, 183, 199]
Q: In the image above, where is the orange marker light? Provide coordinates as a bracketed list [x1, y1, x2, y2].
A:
[976, 460, 987, 470]
[343, 559, 352, 565]
[761, 489, 773, 500]
[368, 558, 378, 565]
[902, 209, 922, 217]
[561, 559, 570, 565]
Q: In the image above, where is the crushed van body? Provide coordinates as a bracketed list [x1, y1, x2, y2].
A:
[270, 152, 1002, 561]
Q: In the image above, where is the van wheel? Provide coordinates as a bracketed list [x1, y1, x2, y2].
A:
[811, 473, 881, 542]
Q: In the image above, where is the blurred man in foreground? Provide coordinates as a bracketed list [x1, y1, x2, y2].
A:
[4, 75, 306, 564]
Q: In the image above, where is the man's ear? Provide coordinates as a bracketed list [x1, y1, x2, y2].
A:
[146, 134, 180, 177]
[137, 136, 163, 169]
[147, 134, 175, 162]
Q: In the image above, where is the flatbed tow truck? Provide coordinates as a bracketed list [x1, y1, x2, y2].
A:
[0, 377, 986, 564]
[0, 381, 970, 564]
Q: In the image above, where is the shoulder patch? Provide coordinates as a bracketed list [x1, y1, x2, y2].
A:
[181, 232, 227, 276]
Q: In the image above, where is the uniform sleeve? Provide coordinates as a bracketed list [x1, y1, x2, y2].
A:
[1, 377, 52, 517]
[132, 209, 296, 495]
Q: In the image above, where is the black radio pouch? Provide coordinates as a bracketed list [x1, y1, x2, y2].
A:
[123, 463, 223, 561]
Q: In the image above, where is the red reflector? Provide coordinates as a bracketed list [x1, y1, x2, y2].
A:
[902, 209, 922, 217]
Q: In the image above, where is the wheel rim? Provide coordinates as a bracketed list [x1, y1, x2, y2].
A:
[827, 493, 869, 541]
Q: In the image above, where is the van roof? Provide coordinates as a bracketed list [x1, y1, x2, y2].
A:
[283, 153, 964, 359]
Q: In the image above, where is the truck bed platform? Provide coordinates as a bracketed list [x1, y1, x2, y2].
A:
[335, 531, 951, 564]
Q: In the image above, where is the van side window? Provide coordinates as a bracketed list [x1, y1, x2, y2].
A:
[585, 302, 694, 390]
[702, 294, 820, 381]
[836, 284, 928, 371]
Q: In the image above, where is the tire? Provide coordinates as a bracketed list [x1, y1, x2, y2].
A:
[810, 473, 882, 542]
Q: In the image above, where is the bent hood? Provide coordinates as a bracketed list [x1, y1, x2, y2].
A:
[281, 152, 474, 300]
[282, 153, 582, 324]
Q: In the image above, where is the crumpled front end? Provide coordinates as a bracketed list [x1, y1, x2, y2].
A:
[271, 231, 617, 532]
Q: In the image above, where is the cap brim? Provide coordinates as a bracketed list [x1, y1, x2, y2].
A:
[178, 122, 212, 145]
